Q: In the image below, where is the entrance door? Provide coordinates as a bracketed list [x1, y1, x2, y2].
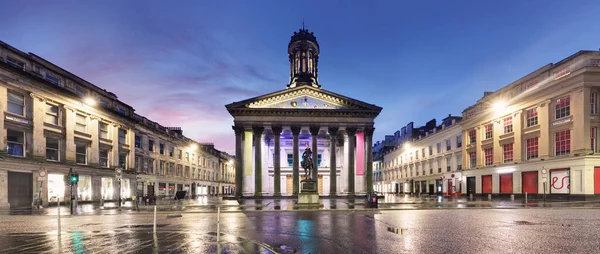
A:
[286, 175, 293, 195]
[421, 182, 427, 194]
[429, 184, 434, 195]
[8, 172, 33, 208]
[447, 179, 453, 195]
[466, 177, 476, 195]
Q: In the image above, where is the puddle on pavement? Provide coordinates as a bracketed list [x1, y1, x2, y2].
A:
[513, 220, 536, 225]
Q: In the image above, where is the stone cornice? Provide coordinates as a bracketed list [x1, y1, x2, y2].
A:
[228, 108, 380, 118]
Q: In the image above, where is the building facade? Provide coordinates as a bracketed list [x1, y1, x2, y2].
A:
[0, 40, 233, 208]
[226, 28, 382, 197]
[459, 51, 600, 198]
[379, 116, 463, 195]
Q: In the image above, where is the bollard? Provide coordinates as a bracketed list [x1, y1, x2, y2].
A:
[57, 198, 61, 236]
[470, 193, 473, 201]
[488, 194, 492, 200]
[217, 207, 221, 244]
[525, 192, 528, 203]
[511, 194, 514, 201]
[153, 205, 157, 234]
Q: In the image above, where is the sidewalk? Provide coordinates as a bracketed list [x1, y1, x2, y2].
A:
[2, 194, 599, 215]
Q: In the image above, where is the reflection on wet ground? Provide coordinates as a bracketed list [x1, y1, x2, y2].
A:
[2, 194, 600, 216]
[0, 230, 276, 253]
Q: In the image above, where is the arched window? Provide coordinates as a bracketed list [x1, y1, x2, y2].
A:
[301, 52, 306, 72]
[295, 52, 300, 73]
[308, 51, 313, 74]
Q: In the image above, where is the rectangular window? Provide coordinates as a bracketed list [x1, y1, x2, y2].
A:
[457, 135, 462, 148]
[177, 165, 183, 177]
[429, 146, 433, 156]
[7, 91, 25, 116]
[469, 152, 476, 168]
[555, 96, 570, 119]
[135, 156, 142, 173]
[46, 137, 59, 161]
[503, 117, 513, 134]
[99, 149, 109, 167]
[169, 162, 175, 176]
[148, 158, 155, 174]
[178, 149, 182, 160]
[592, 92, 598, 115]
[437, 159, 442, 173]
[45, 72, 60, 85]
[421, 148, 425, 158]
[99, 122, 109, 139]
[7, 130, 24, 157]
[555, 130, 571, 156]
[457, 155, 462, 171]
[148, 140, 154, 152]
[186, 152, 190, 162]
[526, 108, 538, 127]
[415, 150, 419, 160]
[288, 154, 293, 166]
[75, 114, 86, 133]
[45, 104, 59, 125]
[160, 143, 165, 155]
[469, 129, 476, 144]
[169, 147, 174, 157]
[485, 124, 493, 140]
[592, 127, 598, 153]
[437, 143, 441, 153]
[446, 157, 451, 172]
[76, 144, 87, 165]
[135, 135, 141, 148]
[160, 161, 166, 175]
[503, 143, 513, 163]
[118, 129, 127, 144]
[6, 55, 26, 70]
[446, 140, 452, 151]
[119, 150, 128, 168]
[484, 148, 493, 166]
[526, 137, 539, 160]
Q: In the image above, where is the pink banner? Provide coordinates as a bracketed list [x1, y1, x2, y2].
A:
[356, 132, 364, 175]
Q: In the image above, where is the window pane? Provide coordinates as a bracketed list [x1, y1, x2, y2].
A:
[46, 137, 59, 161]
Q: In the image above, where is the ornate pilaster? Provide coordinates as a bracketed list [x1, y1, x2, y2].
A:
[346, 127, 357, 196]
[328, 127, 338, 196]
[364, 127, 374, 193]
[233, 126, 244, 197]
[291, 126, 301, 195]
[252, 126, 264, 196]
[272, 126, 283, 196]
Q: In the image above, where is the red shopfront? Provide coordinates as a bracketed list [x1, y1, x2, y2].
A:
[522, 171, 538, 194]
[482, 175, 492, 194]
[499, 173, 513, 194]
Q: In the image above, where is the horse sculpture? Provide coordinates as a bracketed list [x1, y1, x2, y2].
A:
[301, 144, 313, 179]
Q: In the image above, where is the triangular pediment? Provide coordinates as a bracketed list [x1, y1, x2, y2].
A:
[226, 86, 382, 112]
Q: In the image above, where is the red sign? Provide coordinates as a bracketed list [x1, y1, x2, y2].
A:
[451, 174, 455, 178]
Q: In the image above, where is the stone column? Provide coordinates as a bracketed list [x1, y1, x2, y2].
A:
[309, 126, 320, 183]
[272, 126, 283, 196]
[328, 127, 338, 196]
[291, 126, 301, 195]
[30, 93, 46, 159]
[365, 127, 374, 193]
[346, 127, 357, 196]
[252, 126, 264, 196]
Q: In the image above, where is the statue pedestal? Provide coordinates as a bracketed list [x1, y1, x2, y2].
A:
[296, 179, 322, 209]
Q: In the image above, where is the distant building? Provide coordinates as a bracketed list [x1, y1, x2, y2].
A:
[0, 40, 233, 208]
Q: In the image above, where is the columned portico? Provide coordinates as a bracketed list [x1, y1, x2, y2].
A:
[226, 27, 382, 198]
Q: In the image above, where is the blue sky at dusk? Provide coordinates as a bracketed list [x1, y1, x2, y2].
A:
[2, 1, 600, 153]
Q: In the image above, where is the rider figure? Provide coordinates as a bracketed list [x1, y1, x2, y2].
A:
[302, 142, 313, 179]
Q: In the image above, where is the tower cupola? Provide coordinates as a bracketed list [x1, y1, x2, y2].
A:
[287, 27, 320, 89]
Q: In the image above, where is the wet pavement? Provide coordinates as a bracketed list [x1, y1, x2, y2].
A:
[1, 208, 600, 253]
[3, 194, 600, 216]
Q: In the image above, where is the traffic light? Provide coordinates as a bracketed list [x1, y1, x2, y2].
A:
[69, 173, 79, 184]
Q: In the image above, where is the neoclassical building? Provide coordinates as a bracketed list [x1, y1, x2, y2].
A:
[226, 28, 382, 196]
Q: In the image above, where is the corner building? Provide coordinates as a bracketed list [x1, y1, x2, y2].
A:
[226, 28, 382, 197]
[0, 41, 233, 208]
[460, 51, 600, 199]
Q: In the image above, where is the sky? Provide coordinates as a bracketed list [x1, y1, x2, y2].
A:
[2, 1, 600, 154]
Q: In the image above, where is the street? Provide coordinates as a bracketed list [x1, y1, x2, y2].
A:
[1, 208, 599, 253]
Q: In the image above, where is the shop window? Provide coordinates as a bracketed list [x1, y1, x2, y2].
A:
[526, 108, 538, 127]
[46, 137, 59, 161]
[484, 148, 493, 166]
[76, 144, 87, 164]
[48, 174, 65, 202]
[526, 137, 539, 160]
[555, 130, 571, 156]
[75, 114, 87, 133]
[555, 96, 570, 119]
[99, 149, 110, 167]
[45, 103, 59, 125]
[503, 143, 513, 163]
[7, 90, 25, 116]
[503, 116, 513, 134]
[7, 129, 24, 157]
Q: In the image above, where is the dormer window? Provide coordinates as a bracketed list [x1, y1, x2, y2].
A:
[6, 55, 26, 70]
[45, 72, 60, 86]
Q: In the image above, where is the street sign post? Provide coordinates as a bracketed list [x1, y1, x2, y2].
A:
[541, 167, 548, 202]
[116, 168, 122, 210]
